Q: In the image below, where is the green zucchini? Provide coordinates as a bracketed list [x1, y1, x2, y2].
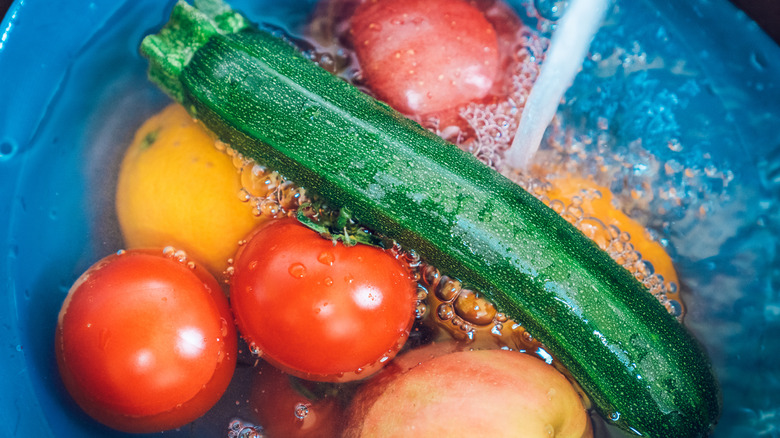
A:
[140, 1, 721, 436]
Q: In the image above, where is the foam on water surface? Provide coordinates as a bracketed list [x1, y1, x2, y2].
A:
[504, 0, 611, 169]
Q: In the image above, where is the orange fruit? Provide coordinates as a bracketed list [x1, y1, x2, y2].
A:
[543, 176, 683, 314]
[116, 104, 264, 279]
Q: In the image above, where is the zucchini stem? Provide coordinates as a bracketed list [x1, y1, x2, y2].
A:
[140, 0, 249, 102]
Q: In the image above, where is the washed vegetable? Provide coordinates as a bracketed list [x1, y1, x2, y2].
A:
[116, 103, 264, 278]
[231, 218, 417, 382]
[350, 0, 499, 115]
[343, 349, 592, 438]
[55, 249, 237, 433]
[249, 360, 344, 437]
[140, 1, 720, 436]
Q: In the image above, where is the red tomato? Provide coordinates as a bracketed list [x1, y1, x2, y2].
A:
[351, 0, 500, 115]
[250, 360, 343, 437]
[55, 249, 237, 433]
[230, 218, 417, 382]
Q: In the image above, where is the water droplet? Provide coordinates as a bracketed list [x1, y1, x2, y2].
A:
[323, 277, 334, 286]
[302, 104, 323, 121]
[317, 251, 335, 266]
[288, 263, 307, 278]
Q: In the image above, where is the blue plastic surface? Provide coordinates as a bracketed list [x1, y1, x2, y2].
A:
[1, 0, 778, 436]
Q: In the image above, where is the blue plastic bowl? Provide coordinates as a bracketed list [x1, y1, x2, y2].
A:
[1, 0, 779, 436]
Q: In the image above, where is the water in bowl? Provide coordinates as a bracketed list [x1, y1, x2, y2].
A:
[2, 0, 779, 436]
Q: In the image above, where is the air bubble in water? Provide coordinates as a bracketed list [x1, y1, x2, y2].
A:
[415, 302, 428, 319]
[666, 299, 682, 317]
[248, 343, 262, 357]
[534, 0, 568, 21]
[214, 140, 228, 152]
[454, 289, 497, 326]
[294, 403, 310, 420]
[435, 277, 462, 302]
[227, 419, 264, 438]
[437, 303, 455, 320]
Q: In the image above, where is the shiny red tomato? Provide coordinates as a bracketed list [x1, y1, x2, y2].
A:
[351, 0, 500, 115]
[250, 360, 343, 437]
[55, 249, 237, 433]
[230, 218, 417, 382]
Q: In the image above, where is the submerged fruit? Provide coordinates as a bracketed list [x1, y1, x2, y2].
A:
[343, 349, 592, 438]
[541, 175, 684, 315]
[249, 360, 344, 437]
[230, 219, 417, 382]
[55, 249, 237, 433]
[116, 104, 264, 278]
[350, 0, 500, 115]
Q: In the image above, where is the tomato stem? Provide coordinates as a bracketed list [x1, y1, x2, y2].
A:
[296, 202, 387, 248]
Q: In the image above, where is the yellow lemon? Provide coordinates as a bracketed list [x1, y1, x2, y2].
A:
[116, 104, 264, 278]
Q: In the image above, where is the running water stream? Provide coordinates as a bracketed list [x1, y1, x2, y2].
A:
[505, 0, 611, 170]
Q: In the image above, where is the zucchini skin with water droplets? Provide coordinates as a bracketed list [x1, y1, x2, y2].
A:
[141, 1, 721, 436]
